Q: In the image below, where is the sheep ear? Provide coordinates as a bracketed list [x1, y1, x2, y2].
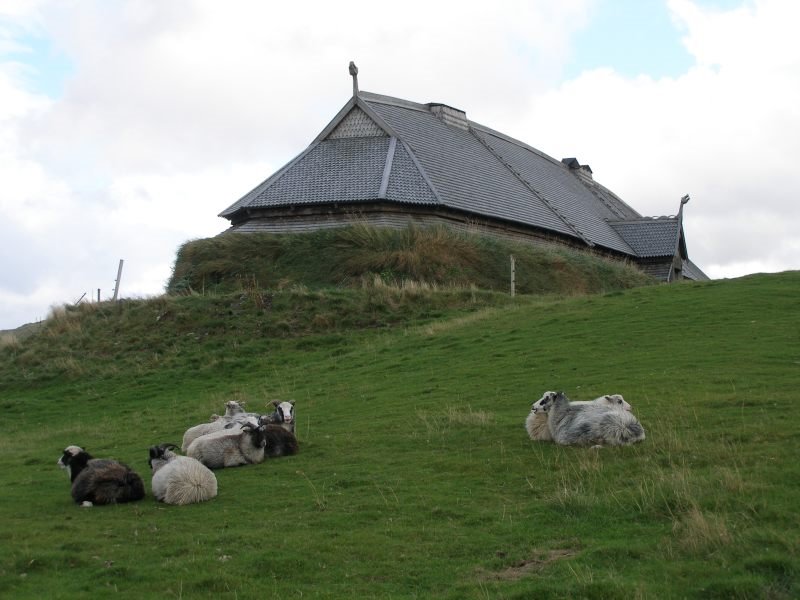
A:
[290, 400, 295, 406]
[272, 401, 279, 407]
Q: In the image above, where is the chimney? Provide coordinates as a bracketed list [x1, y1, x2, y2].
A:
[428, 103, 469, 131]
[562, 157, 594, 182]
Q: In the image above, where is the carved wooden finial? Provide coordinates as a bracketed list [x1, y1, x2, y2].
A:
[349, 61, 359, 97]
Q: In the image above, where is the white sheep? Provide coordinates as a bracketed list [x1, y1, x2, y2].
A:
[525, 392, 631, 441]
[186, 421, 268, 469]
[181, 400, 254, 452]
[58, 445, 145, 507]
[530, 391, 645, 447]
[148, 443, 218, 505]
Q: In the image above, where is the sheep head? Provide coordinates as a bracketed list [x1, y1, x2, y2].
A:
[241, 422, 268, 448]
[58, 446, 91, 481]
[604, 394, 632, 412]
[148, 443, 179, 469]
[272, 400, 295, 426]
[531, 392, 567, 414]
[531, 391, 558, 414]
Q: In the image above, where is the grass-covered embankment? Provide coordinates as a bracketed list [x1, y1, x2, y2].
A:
[168, 224, 654, 295]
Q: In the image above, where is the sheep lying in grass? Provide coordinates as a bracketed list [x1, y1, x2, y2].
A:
[530, 391, 645, 447]
[58, 446, 145, 507]
[260, 417, 299, 458]
[148, 443, 218, 505]
[525, 392, 631, 441]
[186, 421, 268, 469]
[182, 400, 256, 452]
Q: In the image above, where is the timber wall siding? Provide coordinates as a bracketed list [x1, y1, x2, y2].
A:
[223, 203, 641, 266]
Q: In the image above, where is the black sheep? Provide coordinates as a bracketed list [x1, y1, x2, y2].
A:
[58, 445, 145, 506]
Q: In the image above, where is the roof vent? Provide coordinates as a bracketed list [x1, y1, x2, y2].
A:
[562, 157, 593, 182]
[428, 103, 469, 131]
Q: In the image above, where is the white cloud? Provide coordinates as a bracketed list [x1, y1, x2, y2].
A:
[515, 0, 800, 279]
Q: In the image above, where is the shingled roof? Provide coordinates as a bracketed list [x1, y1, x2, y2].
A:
[220, 77, 708, 282]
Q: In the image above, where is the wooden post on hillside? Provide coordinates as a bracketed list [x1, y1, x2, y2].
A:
[97, 289, 101, 303]
[112, 259, 124, 301]
[510, 255, 516, 297]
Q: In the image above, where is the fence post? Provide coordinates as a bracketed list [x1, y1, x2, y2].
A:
[112, 259, 124, 301]
[510, 255, 516, 297]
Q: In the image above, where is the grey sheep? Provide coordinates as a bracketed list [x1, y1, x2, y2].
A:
[181, 400, 255, 452]
[148, 443, 218, 505]
[531, 391, 645, 447]
[526, 392, 631, 441]
[186, 421, 268, 469]
[58, 445, 145, 507]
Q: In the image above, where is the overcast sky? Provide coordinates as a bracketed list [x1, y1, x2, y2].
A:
[1, 0, 798, 329]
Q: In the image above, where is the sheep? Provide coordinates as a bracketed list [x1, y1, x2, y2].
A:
[525, 392, 631, 441]
[181, 400, 255, 452]
[259, 416, 299, 458]
[57, 445, 145, 507]
[186, 421, 268, 469]
[530, 391, 645, 447]
[271, 400, 296, 434]
[148, 443, 218, 505]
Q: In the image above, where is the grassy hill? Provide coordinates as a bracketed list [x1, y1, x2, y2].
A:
[167, 225, 654, 295]
[0, 232, 798, 598]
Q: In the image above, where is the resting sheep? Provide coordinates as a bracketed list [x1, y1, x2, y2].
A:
[186, 421, 268, 469]
[525, 392, 631, 441]
[182, 400, 255, 452]
[58, 445, 145, 506]
[259, 416, 299, 458]
[148, 443, 218, 505]
[530, 391, 645, 447]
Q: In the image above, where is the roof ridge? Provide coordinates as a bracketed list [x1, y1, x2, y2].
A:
[469, 122, 566, 171]
[359, 91, 431, 113]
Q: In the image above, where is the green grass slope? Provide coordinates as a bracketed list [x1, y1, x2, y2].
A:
[167, 225, 654, 295]
[1, 272, 798, 598]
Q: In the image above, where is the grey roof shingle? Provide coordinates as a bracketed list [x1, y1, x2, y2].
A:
[365, 97, 575, 237]
[245, 137, 392, 207]
[607, 219, 679, 257]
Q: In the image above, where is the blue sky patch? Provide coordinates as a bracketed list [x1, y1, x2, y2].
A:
[0, 25, 73, 98]
[564, 0, 747, 80]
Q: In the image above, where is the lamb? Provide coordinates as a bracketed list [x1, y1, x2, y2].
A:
[186, 421, 268, 469]
[148, 443, 218, 505]
[57, 445, 145, 507]
[181, 400, 254, 452]
[530, 391, 645, 447]
[526, 392, 631, 441]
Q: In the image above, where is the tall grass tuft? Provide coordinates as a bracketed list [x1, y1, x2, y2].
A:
[0, 333, 20, 351]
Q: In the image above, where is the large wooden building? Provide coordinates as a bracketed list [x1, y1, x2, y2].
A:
[219, 65, 707, 282]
